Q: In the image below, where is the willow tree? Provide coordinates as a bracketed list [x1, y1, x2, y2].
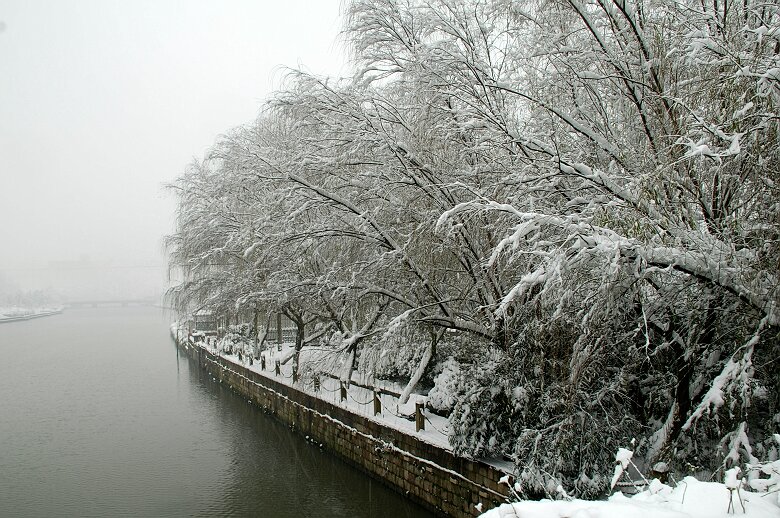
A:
[168, 0, 778, 496]
[345, 0, 780, 494]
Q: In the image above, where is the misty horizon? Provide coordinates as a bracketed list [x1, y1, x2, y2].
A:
[0, 0, 346, 303]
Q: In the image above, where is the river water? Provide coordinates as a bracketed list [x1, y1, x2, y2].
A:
[0, 307, 433, 517]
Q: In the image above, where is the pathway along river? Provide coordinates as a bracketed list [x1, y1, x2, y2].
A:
[0, 307, 433, 517]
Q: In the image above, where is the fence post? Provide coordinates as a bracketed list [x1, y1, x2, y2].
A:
[275, 360, 280, 376]
[373, 390, 381, 416]
[340, 381, 347, 402]
[415, 402, 425, 432]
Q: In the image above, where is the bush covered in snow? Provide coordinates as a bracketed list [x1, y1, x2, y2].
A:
[427, 357, 461, 415]
[358, 327, 431, 382]
[219, 323, 254, 356]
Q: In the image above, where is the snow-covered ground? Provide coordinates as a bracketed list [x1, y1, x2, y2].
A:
[479, 476, 780, 518]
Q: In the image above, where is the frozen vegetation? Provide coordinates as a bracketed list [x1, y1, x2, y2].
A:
[167, 0, 780, 507]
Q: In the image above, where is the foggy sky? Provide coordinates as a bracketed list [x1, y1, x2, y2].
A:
[0, 0, 346, 298]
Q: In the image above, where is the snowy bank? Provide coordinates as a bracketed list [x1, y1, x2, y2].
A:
[0, 306, 63, 323]
[174, 334, 514, 517]
[478, 477, 779, 518]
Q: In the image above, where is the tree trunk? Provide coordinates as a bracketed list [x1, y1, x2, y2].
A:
[256, 312, 271, 354]
[399, 329, 440, 404]
[276, 312, 283, 348]
[341, 343, 357, 388]
[291, 318, 305, 378]
[253, 308, 259, 357]
[669, 291, 720, 446]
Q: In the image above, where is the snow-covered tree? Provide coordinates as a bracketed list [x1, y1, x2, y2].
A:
[168, 0, 779, 496]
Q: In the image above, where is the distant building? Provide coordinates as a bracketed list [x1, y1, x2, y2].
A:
[186, 310, 218, 342]
[265, 312, 298, 344]
[193, 311, 218, 334]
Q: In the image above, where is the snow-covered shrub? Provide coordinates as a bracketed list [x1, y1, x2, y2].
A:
[448, 348, 518, 460]
[448, 270, 648, 498]
[745, 434, 780, 504]
[359, 323, 432, 381]
[219, 324, 254, 357]
[427, 357, 461, 415]
[228, 323, 252, 338]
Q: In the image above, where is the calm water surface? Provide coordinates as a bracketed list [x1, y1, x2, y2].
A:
[0, 307, 433, 517]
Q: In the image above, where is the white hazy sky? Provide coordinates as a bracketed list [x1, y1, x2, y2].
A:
[0, 0, 347, 292]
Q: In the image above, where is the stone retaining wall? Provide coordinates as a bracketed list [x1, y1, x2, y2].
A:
[178, 340, 511, 517]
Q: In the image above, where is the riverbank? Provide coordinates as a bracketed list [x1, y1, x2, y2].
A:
[0, 307, 63, 323]
[173, 331, 511, 517]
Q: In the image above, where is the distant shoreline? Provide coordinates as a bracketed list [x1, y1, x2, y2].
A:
[0, 309, 63, 324]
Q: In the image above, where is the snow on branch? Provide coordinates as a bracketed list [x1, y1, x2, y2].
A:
[682, 316, 769, 431]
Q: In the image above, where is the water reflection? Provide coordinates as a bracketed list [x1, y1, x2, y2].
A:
[0, 307, 432, 517]
[182, 349, 429, 518]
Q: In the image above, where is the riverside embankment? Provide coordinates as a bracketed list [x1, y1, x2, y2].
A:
[175, 335, 512, 517]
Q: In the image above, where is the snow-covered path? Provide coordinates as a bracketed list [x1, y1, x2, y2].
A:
[204, 340, 454, 450]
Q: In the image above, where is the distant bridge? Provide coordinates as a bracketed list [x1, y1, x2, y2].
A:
[64, 298, 160, 309]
